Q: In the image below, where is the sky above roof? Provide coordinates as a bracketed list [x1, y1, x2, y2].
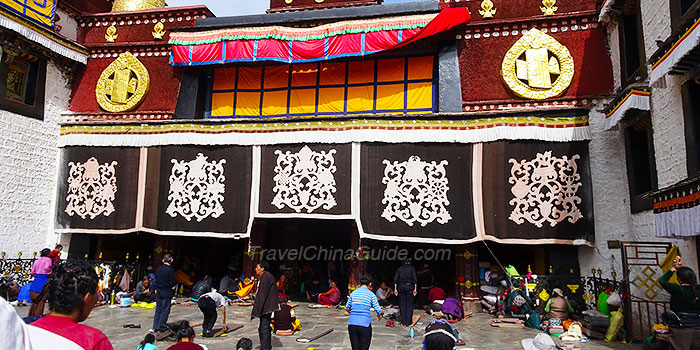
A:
[166, 0, 415, 17]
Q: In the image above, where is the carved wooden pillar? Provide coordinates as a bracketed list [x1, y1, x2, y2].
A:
[243, 220, 265, 278]
[348, 222, 366, 294]
[455, 243, 480, 296]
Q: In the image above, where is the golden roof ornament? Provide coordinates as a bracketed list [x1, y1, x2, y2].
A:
[105, 25, 118, 43]
[96, 52, 150, 112]
[152, 22, 166, 40]
[501, 28, 574, 100]
[479, 0, 497, 19]
[112, 0, 165, 12]
[541, 0, 557, 15]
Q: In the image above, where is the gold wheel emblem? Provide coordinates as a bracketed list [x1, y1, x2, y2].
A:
[501, 28, 573, 100]
[96, 52, 150, 112]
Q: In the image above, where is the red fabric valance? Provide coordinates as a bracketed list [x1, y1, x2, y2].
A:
[169, 7, 470, 66]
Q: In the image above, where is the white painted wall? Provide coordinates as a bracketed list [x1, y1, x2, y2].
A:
[0, 62, 69, 257]
[580, 105, 698, 277]
[582, 0, 698, 277]
[55, 8, 79, 42]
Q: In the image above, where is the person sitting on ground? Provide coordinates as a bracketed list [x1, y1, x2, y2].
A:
[236, 338, 253, 350]
[137, 333, 156, 350]
[197, 289, 228, 337]
[32, 261, 114, 350]
[272, 297, 300, 336]
[305, 278, 321, 301]
[134, 276, 156, 303]
[166, 327, 206, 350]
[49, 244, 63, 266]
[659, 256, 700, 314]
[423, 318, 460, 350]
[544, 288, 573, 320]
[441, 297, 463, 320]
[375, 282, 394, 307]
[277, 274, 287, 300]
[428, 285, 446, 304]
[190, 276, 213, 301]
[219, 271, 238, 299]
[317, 278, 341, 306]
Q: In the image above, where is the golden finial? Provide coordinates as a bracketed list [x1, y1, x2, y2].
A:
[541, 0, 557, 15]
[479, 0, 497, 19]
[105, 25, 118, 43]
[152, 22, 166, 40]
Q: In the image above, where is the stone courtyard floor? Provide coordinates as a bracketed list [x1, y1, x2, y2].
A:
[16, 302, 644, 350]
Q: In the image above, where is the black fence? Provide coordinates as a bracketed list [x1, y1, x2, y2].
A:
[0, 255, 151, 292]
[504, 272, 626, 313]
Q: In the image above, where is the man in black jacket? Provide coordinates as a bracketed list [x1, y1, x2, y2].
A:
[153, 254, 176, 331]
[251, 261, 279, 350]
[394, 259, 417, 327]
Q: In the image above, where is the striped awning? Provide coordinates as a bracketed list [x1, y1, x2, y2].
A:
[650, 16, 700, 85]
[604, 89, 650, 130]
[169, 7, 469, 66]
[0, 8, 87, 64]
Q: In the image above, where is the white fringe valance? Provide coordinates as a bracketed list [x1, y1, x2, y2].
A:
[654, 206, 700, 238]
[604, 90, 650, 130]
[0, 13, 87, 64]
[650, 17, 700, 86]
[58, 124, 592, 147]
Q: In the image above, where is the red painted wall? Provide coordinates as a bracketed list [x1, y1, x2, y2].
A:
[459, 28, 614, 104]
[463, 0, 598, 22]
[69, 55, 182, 113]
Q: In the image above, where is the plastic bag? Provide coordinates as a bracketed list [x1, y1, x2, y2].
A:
[604, 311, 624, 342]
[607, 292, 622, 308]
[597, 292, 610, 315]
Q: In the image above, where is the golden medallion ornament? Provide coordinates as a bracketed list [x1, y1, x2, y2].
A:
[152, 22, 166, 40]
[501, 28, 574, 100]
[540, 0, 557, 15]
[105, 25, 118, 42]
[96, 52, 150, 112]
[479, 0, 497, 19]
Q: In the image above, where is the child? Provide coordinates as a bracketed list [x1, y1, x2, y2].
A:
[166, 327, 206, 350]
[137, 333, 156, 350]
[236, 338, 253, 350]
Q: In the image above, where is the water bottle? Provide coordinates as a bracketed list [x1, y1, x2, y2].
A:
[409, 327, 415, 338]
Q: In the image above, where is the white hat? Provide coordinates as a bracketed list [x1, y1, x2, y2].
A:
[559, 322, 583, 341]
[522, 333, 557, 350]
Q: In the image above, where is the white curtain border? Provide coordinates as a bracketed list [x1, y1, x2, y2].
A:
[654, 205, 700, 238]
[58, 125, 592, 147]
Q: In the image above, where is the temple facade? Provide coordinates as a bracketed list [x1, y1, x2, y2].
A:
[1, 0, 698, 331]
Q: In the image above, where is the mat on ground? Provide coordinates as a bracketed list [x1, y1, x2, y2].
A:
[296, 327, 333, 343]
